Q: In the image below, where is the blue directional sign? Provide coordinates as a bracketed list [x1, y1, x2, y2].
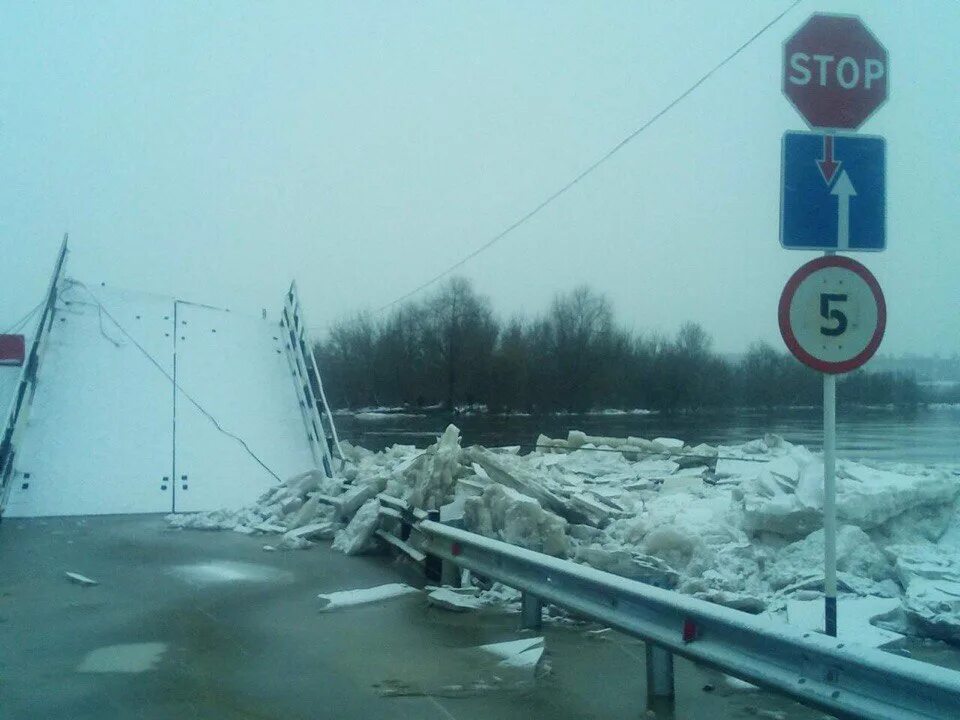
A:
[780, 131, 886, 251]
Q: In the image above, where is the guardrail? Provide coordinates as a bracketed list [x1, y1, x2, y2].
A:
[0, 236, 69, 515]
[417, 518, 960, 720]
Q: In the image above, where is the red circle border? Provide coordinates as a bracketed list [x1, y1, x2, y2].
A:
[778, 255, 886, 374]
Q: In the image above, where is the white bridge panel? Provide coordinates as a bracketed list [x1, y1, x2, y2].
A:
[172, 303, 314, 513]
[5, 285, 175, 517]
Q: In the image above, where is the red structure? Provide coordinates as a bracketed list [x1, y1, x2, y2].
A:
[0, 334, 25, 367]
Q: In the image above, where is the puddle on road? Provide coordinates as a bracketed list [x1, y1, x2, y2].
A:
[77, 642, 167, 673]
[169, 561, 292, 585]
[373, 636, 548, 698]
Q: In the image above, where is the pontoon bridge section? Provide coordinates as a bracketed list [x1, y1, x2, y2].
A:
[0, 237, 340, 518]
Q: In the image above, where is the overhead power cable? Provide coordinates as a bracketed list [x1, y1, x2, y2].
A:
[375, 0, 803, 314]
[63, 280, 282, 483]
[1, 302, 44, 335]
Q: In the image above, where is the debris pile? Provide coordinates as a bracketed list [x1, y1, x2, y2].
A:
[167, 424, 960, 641]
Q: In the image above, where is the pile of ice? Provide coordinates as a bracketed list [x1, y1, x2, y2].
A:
[167, 424, 960, 642]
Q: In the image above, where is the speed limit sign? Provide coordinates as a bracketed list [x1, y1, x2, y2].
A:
[778, 255, 886, 374]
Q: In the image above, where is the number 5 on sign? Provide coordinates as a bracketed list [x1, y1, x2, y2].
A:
[819, 294, 848, 336]
[779, 256, 886, 374]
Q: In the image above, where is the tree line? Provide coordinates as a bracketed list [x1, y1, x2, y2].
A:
[314, 277, 921, 413]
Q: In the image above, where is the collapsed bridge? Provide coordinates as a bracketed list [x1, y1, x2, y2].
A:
[0, 237, 341, 518]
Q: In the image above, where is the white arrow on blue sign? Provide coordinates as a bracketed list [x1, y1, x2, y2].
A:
[780, 131, 886, 251]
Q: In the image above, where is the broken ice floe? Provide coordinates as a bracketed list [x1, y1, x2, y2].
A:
[478, 636, 545, 670]
[167, 424, 960, 642]
[65, 571, 99, 587]
[317, 583, 419, 611]
[427, 586, 484, 612]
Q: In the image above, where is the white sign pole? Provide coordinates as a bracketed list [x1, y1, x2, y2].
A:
[823, 369, 838, 637]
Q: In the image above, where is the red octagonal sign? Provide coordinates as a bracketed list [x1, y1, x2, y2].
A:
[783, 14, 888, 130]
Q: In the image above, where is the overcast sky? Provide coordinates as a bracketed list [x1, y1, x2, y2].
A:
[1, 1, 958, 357]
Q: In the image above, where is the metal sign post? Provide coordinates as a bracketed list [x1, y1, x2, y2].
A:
[822, 371, 837, 636]
[780, 13, 889, 637]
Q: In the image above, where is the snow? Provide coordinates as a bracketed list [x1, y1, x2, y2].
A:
[165, 421, 960, 642]
[785, 597, 903, 647]
[427, 587, 483, 612]
[65, 571, 99, 587]
[317, 583, 419, 611]
[477, 637, 545, 669]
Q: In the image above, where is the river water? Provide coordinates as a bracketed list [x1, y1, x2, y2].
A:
[335, 404, 960, 467]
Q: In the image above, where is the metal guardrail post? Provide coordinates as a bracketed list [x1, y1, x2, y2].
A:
[441, 558, 461, 588]
[423, 509, 442, 582]
[520, 592, 543, 631]
[645, 644, 675, 707]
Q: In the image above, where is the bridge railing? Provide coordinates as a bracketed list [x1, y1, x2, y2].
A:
[0, 235, 69, 515]
[279, 281, 342, 476]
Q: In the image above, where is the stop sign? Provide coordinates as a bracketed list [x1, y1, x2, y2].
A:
[783, 14, 888, 130]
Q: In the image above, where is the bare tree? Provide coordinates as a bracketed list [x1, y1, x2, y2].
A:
[422, 277, 498, 409]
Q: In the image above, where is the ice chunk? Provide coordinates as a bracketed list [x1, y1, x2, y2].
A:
[280, 496, 303, 515]
[688, 443, 718, 458]
[277, 534, 313, 550]
[693, 589, 766, 614]
[284, 521, 338, 542]
[652, 437, 684, 450]
[464, 484, 569, 557]
[286, 494, 322, 529]
[318, 583, 418, 611]
[886, 543, 960, 641]
[476, 582, 522, 606]
[643, 524, 702, 572]
[715, 458, 765, 480]
[575, 546, 679, 588]
[660, 476, 705, 496]
[633, 459, 680, 480]
[254, 521, 287, 534]
[477, 637, 545, 669]
[569, 493, 619, 527]
[466, 448, 572, 521]
[554, 447, 630, 477]
[65, 571, 99, 587]
[837, 464, 959, 529]
[427, 587, 482, 612]
[332, 499, 381, 555]
[334, 483, 378, 519]
[283, 468, 324, 497]
[406, 424, 463, 510]
[765, 526, 890, 591]
[741, 494, 821, 539]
